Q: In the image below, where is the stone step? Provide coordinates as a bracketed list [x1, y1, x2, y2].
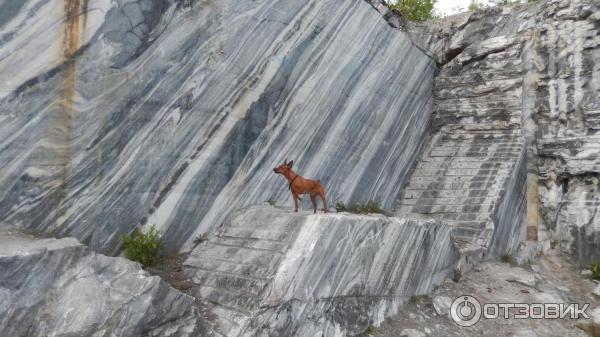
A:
[425, 153, 521, 160]
[451, 235, 482, 248]
[444, 220, 490, 229]
[184, 255, 278, 279]
[410, 211, 492, 224]
[430, 142, 523, 149]
[227, 216, 300, 231]
[537, 135, 600, 143]
[562, 201, 600, 207]
[409, 174, 506, 183]
[221, 227, 292, 242]
[562, 164, 600, 173]
[434, 139, 523, 147]
[435, 105, 521, 113]
[401, 204, 495, 214]
[191, 269, 270, 296]
[190, 243, 282, 267]
[432, 102, 521, 114]
[208, 305, 251, 337]
[428, 148, 522, 157]
[433, 140, 523, 148]
[415, 160, 515, 170]
[410, 168, 512, 178]
[538, 141, 600, 151]
[434, 76, 522, 90]
[405, 179, 503, 191]
[399, 196, 496, 206]
[435, 84, 522, 100]
[196, 285, 260, 313]
[441, 129, 522, 137]
[435, 108, 521, 119]
[451, 227, 486, 237]
[435, 71, 523, 85]
[458, 56, 523, 73]
[213, 237, 288, 253]
[439, 134, 523, 142]
[435, 102, 522, 112]
[420, 156, 520, 163]
[395, 208, 492, 228]
[403, 189, 502, 199]
[440, 135, 523, 142]
[436, 85, 521, 97]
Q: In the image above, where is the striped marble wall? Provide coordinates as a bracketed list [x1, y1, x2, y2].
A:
[0, 0, 435, 253]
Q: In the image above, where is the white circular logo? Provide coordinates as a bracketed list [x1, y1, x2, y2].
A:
[451, 295, 482, 327]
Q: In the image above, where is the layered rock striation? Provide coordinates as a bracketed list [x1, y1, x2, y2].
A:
[0, 231, 209, 337]
[0, 0, 435, 254]
[403, 0, 600, 263]
[184, 206, 459, 337]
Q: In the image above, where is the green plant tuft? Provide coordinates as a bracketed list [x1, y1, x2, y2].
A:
[590, 261, 600, 281]
[120, 225, 162, 267]
[468, 0, 480, 11]
[366, 325, 376, 334]
[335, 201, 383, 214]
[408, 294, 428, 305]
[335, 202, 348, 212]
[389, 0, 437, 22]
[194, 232, 209, 245]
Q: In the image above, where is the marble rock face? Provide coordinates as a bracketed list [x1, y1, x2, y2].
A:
[184, 206, 460, 337]
[0, 231, 209, 337]
[0, 0, 435, 254]
[406, 0, 600, 264]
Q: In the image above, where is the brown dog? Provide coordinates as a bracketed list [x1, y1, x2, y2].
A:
[273, 159, 329, 213]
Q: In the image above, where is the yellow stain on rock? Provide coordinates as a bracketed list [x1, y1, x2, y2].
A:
[54, 0, 88, 202]
[526, 172, 540, 241]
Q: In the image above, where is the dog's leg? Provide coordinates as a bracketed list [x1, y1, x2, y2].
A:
[310, 194, 317, 213]
[319, 190, 329, 213]
[292, 194, 299, 212]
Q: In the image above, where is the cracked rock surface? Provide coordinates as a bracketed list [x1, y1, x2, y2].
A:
[0, 231, 210, 337]
[371, 250, 600, 337]
[404, 0, 600, 264]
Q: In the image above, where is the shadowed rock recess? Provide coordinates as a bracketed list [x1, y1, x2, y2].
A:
[0, 0, 598, 336]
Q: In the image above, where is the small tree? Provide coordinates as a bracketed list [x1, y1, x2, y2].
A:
[389, 0, 437, 22]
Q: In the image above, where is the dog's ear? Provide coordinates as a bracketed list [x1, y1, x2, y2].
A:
[284, 158, 288, 165]
[288, 160, 294, 168]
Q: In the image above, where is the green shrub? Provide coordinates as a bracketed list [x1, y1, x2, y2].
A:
[468, 1, 480, 11]
[408, 294, 429, 304]
[194, 232, 209, 245]
[335, 201, 383, 214]
[389, 0, 437, 22]
[121, 225, 162, 267]
[335, 202, 348, 212]
[591, 261, 600, 281]
[366, 325, 376, 334]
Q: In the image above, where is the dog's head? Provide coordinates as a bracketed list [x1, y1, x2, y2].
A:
[273, 159, 294, 175]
